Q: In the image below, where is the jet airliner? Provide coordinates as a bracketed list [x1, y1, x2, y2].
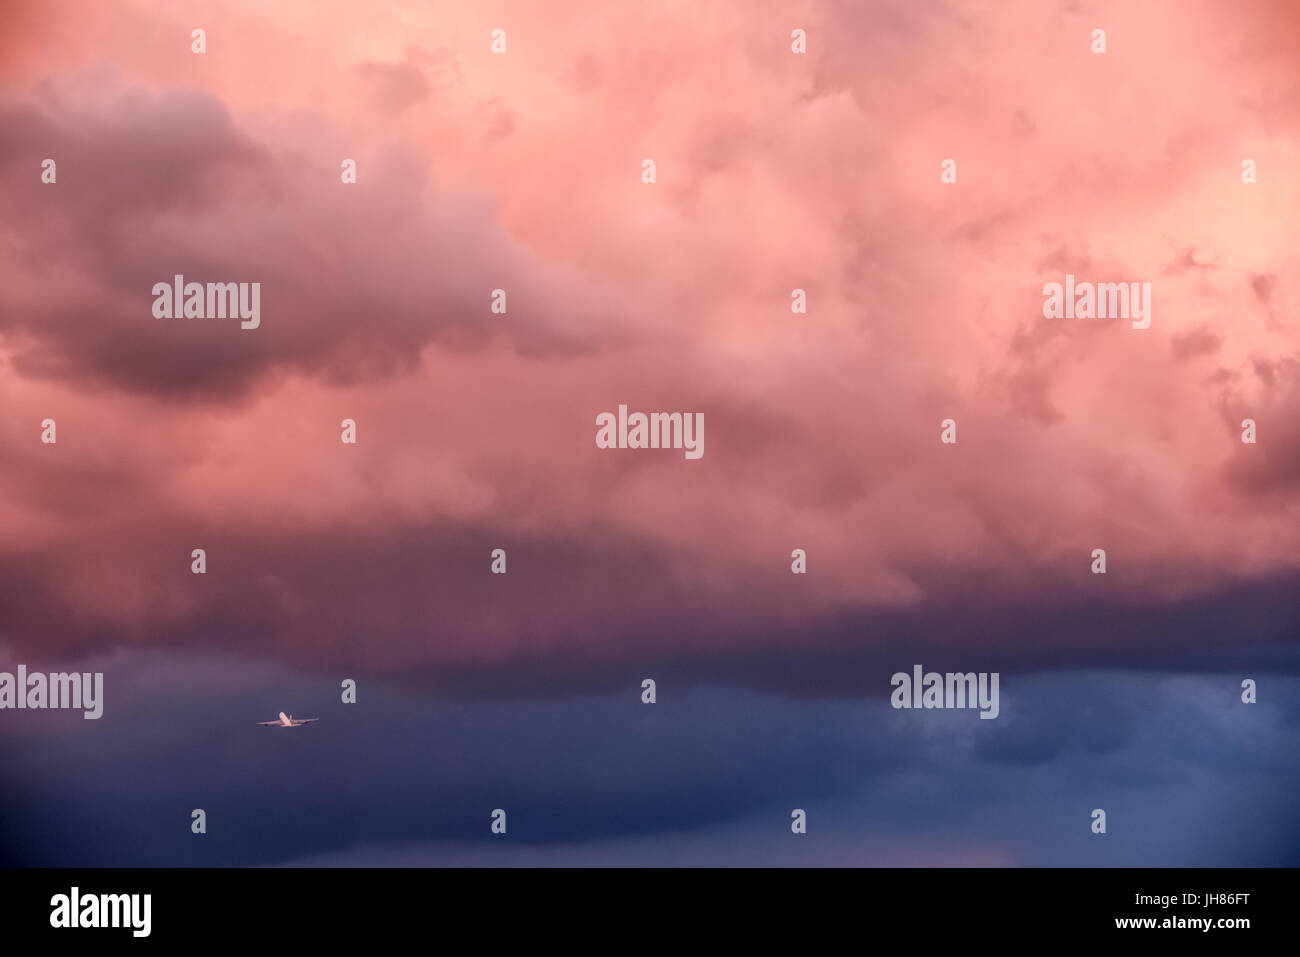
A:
[257, 711, 318, 728]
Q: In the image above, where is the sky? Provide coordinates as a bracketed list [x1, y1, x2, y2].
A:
[0, 0, 1297, 866]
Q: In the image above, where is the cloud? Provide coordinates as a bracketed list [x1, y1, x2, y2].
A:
[0, 78, 629, 404]
[2, 0, 1299, 869]
[2, 653, 1296, 865]
[0, 0, 1296, 688]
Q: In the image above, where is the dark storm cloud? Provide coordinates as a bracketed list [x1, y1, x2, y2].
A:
[0, 81, 626, 402]
[1, 655, 1296, 867]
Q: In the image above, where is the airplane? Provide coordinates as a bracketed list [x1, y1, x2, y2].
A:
[257, 711, 318, 728]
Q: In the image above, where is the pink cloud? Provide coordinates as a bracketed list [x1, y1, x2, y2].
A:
[0, 0, 1297, 678]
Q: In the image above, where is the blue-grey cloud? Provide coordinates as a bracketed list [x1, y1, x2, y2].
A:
[2, 649, 1295, 866]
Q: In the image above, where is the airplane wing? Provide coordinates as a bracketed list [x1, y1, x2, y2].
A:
[256, 720, 281, 725]
[293, 718, 319, 724]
